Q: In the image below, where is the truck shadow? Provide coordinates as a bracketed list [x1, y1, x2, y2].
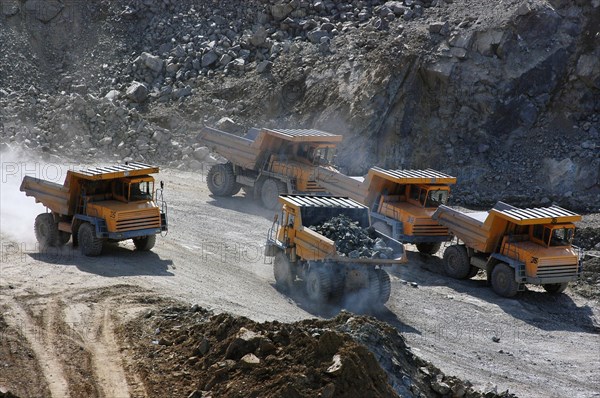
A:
[206, 194, 275, 220]
[393, 252, 599, 334]
[28, 243, 174, 277]
[271, 282, 421, 335]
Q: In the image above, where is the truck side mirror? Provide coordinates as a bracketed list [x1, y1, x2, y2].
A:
[273, 214, 278, 223]
[160, 181, 164, 190]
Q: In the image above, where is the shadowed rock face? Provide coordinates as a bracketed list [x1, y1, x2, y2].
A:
[0, 0, 598, 211]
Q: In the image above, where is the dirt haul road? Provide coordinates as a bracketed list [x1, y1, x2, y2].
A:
[0, 167, 599, 398]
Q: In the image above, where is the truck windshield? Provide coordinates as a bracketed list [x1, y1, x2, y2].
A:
[425, 189, 449, 207]
[549, 227, 574, 247]
[130, 181, 153, 201]
[314, 147, 334, 165]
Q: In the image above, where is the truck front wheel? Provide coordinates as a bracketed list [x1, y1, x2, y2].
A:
[78, 223, 103, 256]
[416, 242, 442, 255]
[305, 266, 332, 303]
[207, 163, 240, 196]
[133, 235, 156, 251]
[443, 245, 471, 279]
[273, 251, 294, 292]
[491, 263, 519, 298]
[34, 213, 59, 248]
[368, 268, 391, 305]
[542, 282, 568, 294]
[261, 178, 287, 209]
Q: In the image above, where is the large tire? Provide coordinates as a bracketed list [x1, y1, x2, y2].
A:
[491, 263, 519, 298]
[372, 221, 392, 237]
[207, 163, 239, 196]
[34, 213, 59, 248]
[273, 251, 294, 292]
[443, 245, 471, 279]
[416, 242, 442, 255]
[133, 235, 156, 251]
[77, 223, 103, 257]
[543, 282, 568, 294]
[305, 265, 333, 303]
[261, 178, 287, 209]
[369, 268, 391, 305]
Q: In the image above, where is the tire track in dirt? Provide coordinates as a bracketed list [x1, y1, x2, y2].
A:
[89, 303, 131, 398]
[5, 298, 71, 398]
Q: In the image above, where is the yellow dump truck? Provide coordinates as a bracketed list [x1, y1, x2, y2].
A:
[316, 167, 456, 254]
[20, 162, 168, 256]
[197, 126, 343, 208]
[265, 195, 407, 306]
[432, 202, 583, 297]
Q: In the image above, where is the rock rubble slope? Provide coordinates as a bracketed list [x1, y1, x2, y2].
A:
[0, 0, 598, 211]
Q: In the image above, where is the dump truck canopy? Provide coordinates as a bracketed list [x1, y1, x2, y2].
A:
[279, 195, 366, 209]
[368, 167, 456, 184]
[489, 202, 581, 225]
[68, 162, 159, 181]
[262, 128, 343, 143]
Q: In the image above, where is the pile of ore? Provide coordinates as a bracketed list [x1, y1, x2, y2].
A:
[309, 215, 394, 259]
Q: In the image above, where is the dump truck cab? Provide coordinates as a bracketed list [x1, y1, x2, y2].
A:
[198, 126, 343, 209]
[21, 162, 168, 256]
[265, 195, 407, 307]
[363, 168, 456, 254]
[433, 202, 582, 297]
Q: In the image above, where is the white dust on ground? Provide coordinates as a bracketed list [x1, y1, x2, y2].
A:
[0, 150, 71, 245]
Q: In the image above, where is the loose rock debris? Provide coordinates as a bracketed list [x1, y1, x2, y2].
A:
[120, 304, 518, 398]
[309, 215, 395, 259]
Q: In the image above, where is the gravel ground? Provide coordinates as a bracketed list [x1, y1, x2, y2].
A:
[0, 164, 598, 397]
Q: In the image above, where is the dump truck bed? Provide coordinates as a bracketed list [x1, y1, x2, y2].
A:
[279, 195, 407, 264]
[20, 162, 160, 216]
[313, 167, 368, 203]
[433, 202, 582, 253]
[20, 177, 70, 215]
[197, 126, 343, 170]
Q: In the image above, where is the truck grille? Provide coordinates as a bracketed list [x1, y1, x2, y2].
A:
[536, 257, 579, 278]
[115, 208, 161, 232]
[412, 225, 449, 236]
[305, 181, 327, 192]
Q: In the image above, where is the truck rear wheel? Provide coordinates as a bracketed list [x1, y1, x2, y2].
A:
[34, 213, 59, 248]
[261, 178, 287, 209]
[273, 252, 294, 292]
[305, 266, 332, 303]
[416, 242, 442, 255]
[78, 222, 103, 256]
[443, 245, 471, 279]
[491, 263, 519, 298]
[133, 235, 156, 251]
[542, 282, 568, 294]
[207, 163, 240, 196]
[368, 268, 391, 305]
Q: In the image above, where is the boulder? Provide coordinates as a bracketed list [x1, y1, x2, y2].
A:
[256, 60, 273, 74]
[202, 51, 219, 67]
[25, 0, 63, 22]
[1, 0, 19, 16]
[576, 53, 600, 89]
[104, 90, 120, 102]
[126, 82, 148, 103]
[141, 52, 164, 73]
[271, 3, 293, 21]
[193, 147, 210, 161]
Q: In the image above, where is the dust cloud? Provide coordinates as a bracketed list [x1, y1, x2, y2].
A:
[0, 150, 69, 245]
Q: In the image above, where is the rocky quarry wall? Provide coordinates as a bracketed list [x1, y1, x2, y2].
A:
[0, 0, 598, 211]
